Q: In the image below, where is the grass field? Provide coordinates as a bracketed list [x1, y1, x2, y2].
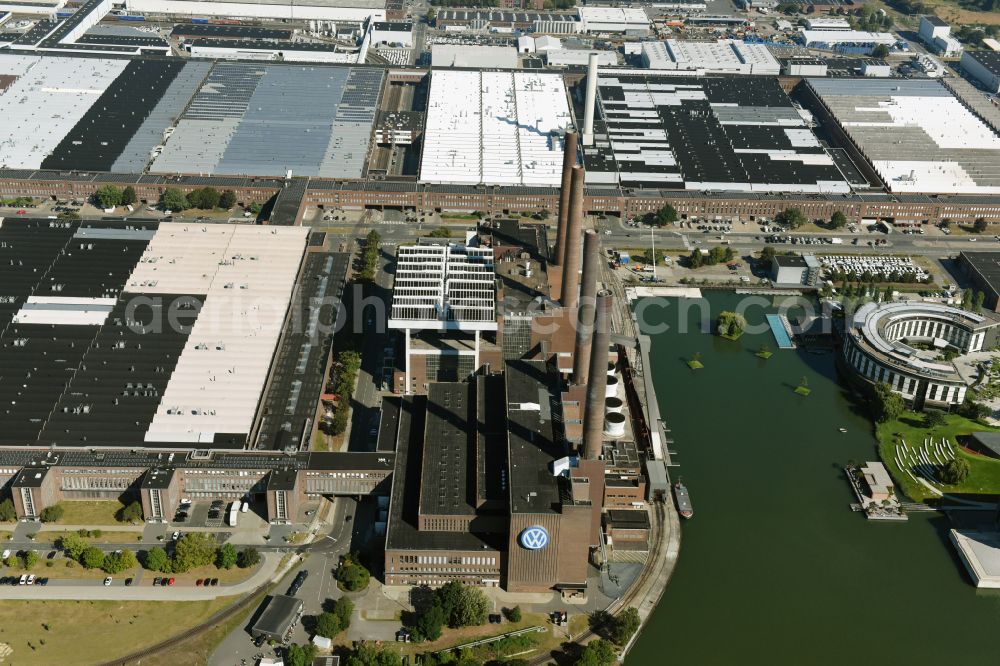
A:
[50, 500, 129, 526]
[876, 411, 1000, 501]
[35, 529, 142, 545]
[0, 596, 239, 665]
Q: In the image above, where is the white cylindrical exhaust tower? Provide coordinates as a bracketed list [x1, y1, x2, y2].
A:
[583, 53, 599, 146]
[605, 397, 624, 415]
[605, 375, 619, 398]
[604, 412, 626, 437]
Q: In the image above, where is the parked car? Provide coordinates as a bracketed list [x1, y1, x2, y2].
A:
[153, 577, 162, 586]
[26, 575, 35, 585]
[18, 575, 27, 585]
[196, 579, 203, 586]
[210, 578, 219, 586]
[171, 531, 180, 541]
[104, 577, 113, 586]
[125, 578, 133, 586]
[167, 578, 175, 586]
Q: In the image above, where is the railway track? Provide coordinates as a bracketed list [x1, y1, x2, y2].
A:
[527, 501, 667, 665]
[99, 582, 272, 666]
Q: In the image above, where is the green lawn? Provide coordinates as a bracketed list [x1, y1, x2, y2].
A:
[876, 411, 1000, 501]
[0, 596, 239, 665]
[48, 500, 129, 526]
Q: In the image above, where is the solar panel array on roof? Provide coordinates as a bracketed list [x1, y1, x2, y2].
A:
[151, 63, 382, 178]
[111, 60, 212, 173]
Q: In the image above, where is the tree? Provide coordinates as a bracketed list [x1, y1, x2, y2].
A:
[450, 585, 489, 628]
[237, 547, 260, 569]
[503, 605, 522, 623]
[610, 607, 641, 645]
[576, 639, 617, 666]
[102, 549, 138, 574]
[975, 291, 985, 313]
[58, 533, 88, 561]
[187, 187, 220, 210]
[940, 457, 971, 484]
[871, 382, 904, 423]
[716, 311, 747, 339]
[689, 248, 704, 269]
[346, 642, 402, 666]
[959, 399, 991, 422]
[219, 189, 237, 209]
[337, 556, 371, 591]
[415, 602, 445, 642]
[830, 211, 847, 229]
[173, 533, 218, 572]
[334, 596, 355, 631]
[872, 43, 890, 58]
[22, 550, 38, 570]
[217, 543, 238, 570]
[0, 498, 15, 522]
[93, 185, 123, 209]
[121, 186, 137, 206]
[973, 217, 988, 233]
[924, 409, 947, 428]
[315, 611, 342, 638]
[81, 546, 105, 570]
[759, 246, 776, 265]
[286, 643, 318, 666]
[428, 226, 452, 238]
[962, 288, 973, 311]
[653, 203, 678, 226]
[39, 504, 64, 523]
[161, 188, 189, 211]
[143, 546, 169, 572]
[778, 208, 807, 229]
[120, 501, 143, 523]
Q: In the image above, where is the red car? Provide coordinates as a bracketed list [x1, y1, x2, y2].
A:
[196, 579, 203, 586]
[168, 578, 175, 586]
[16, 210, 26, 215]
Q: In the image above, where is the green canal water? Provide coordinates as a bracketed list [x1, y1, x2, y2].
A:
[627, 292, 1000, 666]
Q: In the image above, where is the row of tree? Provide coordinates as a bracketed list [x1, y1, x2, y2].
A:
[315, 596, 355, 639]
[139, 533, 259, 574]
[359, 230, 381, 283]
[689, 245, 736, 269]
[328, 351, 362, 436]
[93, 185, 239, 212]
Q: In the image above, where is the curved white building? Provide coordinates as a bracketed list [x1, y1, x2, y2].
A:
[843, 302, 1000, 407]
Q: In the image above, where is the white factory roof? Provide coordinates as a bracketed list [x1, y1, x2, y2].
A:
[804, 18, 851, 30]
[125, 0, 384, 21]
[809, 78, 1000, 194]
[641, 39, 779, 74]
[800, 29, 897, 45]
[579, 6, 649, 29]
[12, 296, 116, 326]
[420, 69, 571, 187]
[0, 55, 127, 169]
[430, 44, 517, 69]
[126, 224, 308, 443]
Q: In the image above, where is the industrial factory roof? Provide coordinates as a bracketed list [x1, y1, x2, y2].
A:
[435, 9, 577, 23]
[150, 63, 382, 178]
[126, 224, 308, 444]
[807, 78, 1000, 194]
[419, 382, 476, 517]
[0, 54, 128, 169]
[420, 69, 572, 186]
[586, 74, 850, 193]
[170, 23, 293, 40]
[507, 359, 566, 515]
[641, 39, 780, 74]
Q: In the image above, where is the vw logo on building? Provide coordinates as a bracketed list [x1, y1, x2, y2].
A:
[519, 525, 550, 550]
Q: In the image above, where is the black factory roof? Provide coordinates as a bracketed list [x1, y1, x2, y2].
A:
[141, 467, 175, 489]
[966, 50, 1000, 76]
[506, 359, 567, 515]
[372, 21, 412, 31]
[589, 75, 847, 190]
[384, 394, 506, 552]
[774, 254, 808, 267]
[75, 33, 170, 48]
[41, 60, 186, 172]
[171, 24, 293, 40]
[188, 38, 344, 52]
[960, 251, 1000, 290]
[923, 15, 949, 27]
[11, 466, 49, 488]
[419, 382, 476, 516]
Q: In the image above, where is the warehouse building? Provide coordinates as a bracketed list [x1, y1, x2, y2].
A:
[958, 252, 1000, 313]
[545, 49, 618, 67]
[799, 29, 897, 55]
[420, 69, 572, 186]
[251, 595, 304, 642]
[578, 7, 649, 34]
[429, 44, 517, 69]
[583, 73, 849, 193]
[961, 51, 1000, 94]
[434, 9, 579, 33]
[640, 39, 780, 75]
[806, 78, 1000, 194]
[186, 38, 366, 63]
[123, 0, 385, 24]
[171, 24, 293, 41]
[370, 21, 412, 47]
